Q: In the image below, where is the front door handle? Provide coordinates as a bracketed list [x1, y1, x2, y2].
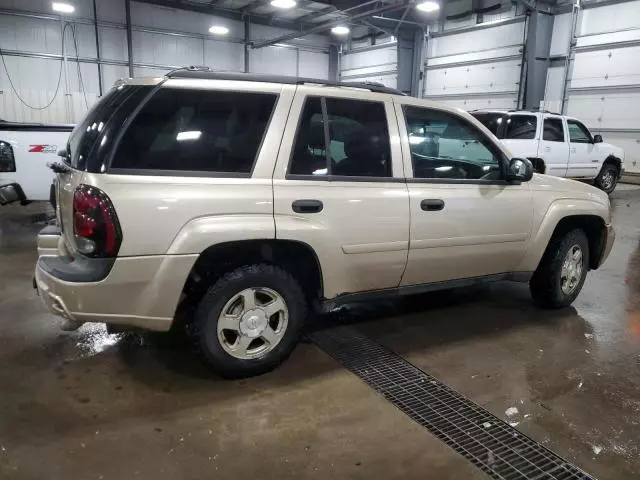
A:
[292, 199, 323, 213]
[421, 199, 445, 211]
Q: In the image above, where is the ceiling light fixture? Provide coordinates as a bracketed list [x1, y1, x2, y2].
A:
[52, 2, 75, 13]
[331, 26, 350, 35]
[416, 1, 440, 12]
[270, 0, 297, 8]
[209, 25, 230, 35]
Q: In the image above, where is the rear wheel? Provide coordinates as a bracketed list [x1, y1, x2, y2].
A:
[192, 264, 306, 378]
[595, 163, 619, 193]
[530, 229, 589, 308]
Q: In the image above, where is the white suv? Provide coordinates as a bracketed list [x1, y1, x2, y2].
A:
[471, 110, 625, 193]
[35, 70, 614, 377]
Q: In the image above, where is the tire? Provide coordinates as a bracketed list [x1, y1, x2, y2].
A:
[595, 162, 619, 194]
[530, 228, 589, 309]
[192, 264, 307, 378]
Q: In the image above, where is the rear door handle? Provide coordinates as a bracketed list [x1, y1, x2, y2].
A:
[292, 199, 323, 213]
[421, 199, 445, 211]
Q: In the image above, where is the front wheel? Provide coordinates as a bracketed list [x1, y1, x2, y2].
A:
[595, 163, 619, 193]
[530, 229, 589, 308]
[192, 264, 307, 378]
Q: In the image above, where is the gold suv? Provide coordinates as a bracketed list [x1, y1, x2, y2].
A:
[35, 69, 614, 377]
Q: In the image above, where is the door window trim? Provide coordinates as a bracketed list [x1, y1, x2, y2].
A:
[399, 104, 511, 185]
[285, 95, 398, 182]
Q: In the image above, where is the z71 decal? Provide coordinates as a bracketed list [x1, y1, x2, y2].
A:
[28, 145, 58, 154]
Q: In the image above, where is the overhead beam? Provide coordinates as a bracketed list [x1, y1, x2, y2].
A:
[294, 5, 339, 24]
[136, 0, 308, 32]
[251, 1, 409, 49]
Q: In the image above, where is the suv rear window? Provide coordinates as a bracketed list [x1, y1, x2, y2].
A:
[66, 85, 149, 171]
[505, 115, 537, 139]
[111, 88, 277, 175]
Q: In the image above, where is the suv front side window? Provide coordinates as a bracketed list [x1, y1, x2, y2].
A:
[288, 97, 392, 179]
[403, 106, 504, 181]
[111, 88, 278, 175]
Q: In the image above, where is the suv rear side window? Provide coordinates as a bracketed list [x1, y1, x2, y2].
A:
[543, 118, 564, 142]
[111, 88, 277, 174]
[289, 97, 391, 178]
[403, 106, 503, 181]
[505, 115, 536, 139]
[470, 113, 504, 137]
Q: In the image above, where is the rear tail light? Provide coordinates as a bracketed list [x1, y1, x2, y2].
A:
[73, 185, 121, 257]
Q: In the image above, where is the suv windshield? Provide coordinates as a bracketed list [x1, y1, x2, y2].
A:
[471, 112, 505, 138]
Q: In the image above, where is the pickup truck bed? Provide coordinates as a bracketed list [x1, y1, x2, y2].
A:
[0, 121, 74, 205]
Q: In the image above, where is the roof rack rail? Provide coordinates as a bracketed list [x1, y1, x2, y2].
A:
[507, 108, 562, 115]
[166, 68, 407, 96]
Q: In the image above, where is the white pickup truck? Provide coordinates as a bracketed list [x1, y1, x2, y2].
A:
[470, 110, 625, 193]
[0, 121, 73, 206]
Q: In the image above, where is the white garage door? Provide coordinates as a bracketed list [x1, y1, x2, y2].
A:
[424, 18, 525, 111]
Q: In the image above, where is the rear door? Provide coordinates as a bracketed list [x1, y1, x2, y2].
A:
[566, 119, 600, 178]
[537, 116, 569, 176]
[272, 87, 409, 299]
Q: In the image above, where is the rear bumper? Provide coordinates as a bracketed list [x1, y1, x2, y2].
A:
[34, 227, 198, 332]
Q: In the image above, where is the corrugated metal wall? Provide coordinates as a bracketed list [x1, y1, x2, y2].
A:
[545, 0, 640, 174]
[0, 0, 330, 123]
[424, 11, 525, 110]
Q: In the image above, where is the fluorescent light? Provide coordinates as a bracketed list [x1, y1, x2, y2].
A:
[270, 0, 296, 8]
[176, 131, 202, 141]
[52, 2, 74, 13]
[331, 26, 350, 35]
[435, 166, 453, 172]
[416, 1, 440, 12]
[209, 25, 229, 35]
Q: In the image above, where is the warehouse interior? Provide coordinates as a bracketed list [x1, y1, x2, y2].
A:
[1, 0, 640, 478]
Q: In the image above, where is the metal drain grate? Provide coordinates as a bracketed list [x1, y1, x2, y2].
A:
[310, 326, 594, 480]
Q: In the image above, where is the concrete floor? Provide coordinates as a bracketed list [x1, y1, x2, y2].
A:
[1, 186, 639, 480]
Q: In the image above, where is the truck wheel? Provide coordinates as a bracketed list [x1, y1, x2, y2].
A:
[192, 264, 307, 378]
[595, 163, 619, 193]
[530, 228, 589, 308]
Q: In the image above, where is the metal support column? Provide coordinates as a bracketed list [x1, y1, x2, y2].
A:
[397, 27, 424, 97]
[560, 2, 580, 114]
[328, 45, 339, 83]
[92, 0, 103, 95]
[244, 18, 250, 73]
[524, 10, 554, 110]
[124, 0, 134, 77]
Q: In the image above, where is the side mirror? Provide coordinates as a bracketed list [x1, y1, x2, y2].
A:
[507, 157, 533, 182]
[593, 134, 603, 143]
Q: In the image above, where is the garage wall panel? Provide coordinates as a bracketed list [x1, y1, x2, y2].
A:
[203, 40, 244, 72]
[299, 50, 329, 79]
[340, 44, 397, 88]
[558, 0, 640, 173]
[424, 12, 524, 110]
[250, 46, 297, 76]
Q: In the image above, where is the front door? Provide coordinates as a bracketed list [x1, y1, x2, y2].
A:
[272, 87, 410, 299]
[538, 116, 570, 177]
[395, 99, 533, 286]
[566, 119, 600, 178]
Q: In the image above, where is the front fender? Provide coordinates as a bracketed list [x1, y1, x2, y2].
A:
[516, 198, 610, 272]
[167, 214, 275, 255]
